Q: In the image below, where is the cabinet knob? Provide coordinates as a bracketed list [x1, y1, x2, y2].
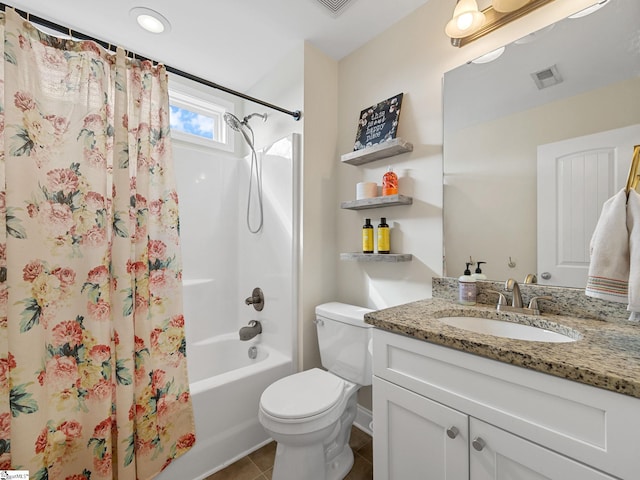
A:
[446, 427, 459, 439]
[472, 437, 486, 451]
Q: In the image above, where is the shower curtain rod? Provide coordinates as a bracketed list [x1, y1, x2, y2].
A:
[0, 3, 302, 121]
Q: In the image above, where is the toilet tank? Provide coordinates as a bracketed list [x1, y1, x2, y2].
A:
[315, 302, 374, 386]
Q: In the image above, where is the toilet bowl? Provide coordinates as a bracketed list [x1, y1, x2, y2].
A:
[258, 302, 373, 480]
[259, 368, 359, 480]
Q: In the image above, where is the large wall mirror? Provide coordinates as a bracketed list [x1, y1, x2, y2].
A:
[443, 0, 640, 288]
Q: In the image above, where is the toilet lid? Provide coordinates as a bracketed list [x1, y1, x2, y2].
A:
[261, 368, 344, 420]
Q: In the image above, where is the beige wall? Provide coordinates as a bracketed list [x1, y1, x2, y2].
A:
[298, 43, 340, 371]
[335, 0, 596, 409]
[248, 42, 340, 372]
[336, 0, 597, 309]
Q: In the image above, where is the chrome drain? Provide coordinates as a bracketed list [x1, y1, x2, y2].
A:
[248, 346, 258, 360]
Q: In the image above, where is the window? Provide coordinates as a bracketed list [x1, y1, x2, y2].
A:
[168, 80, 234, 152]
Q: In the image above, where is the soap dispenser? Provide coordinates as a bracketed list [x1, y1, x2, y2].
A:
[458, 263, 477, 305]
[472, 261, 487, 280]
[382, 166, 398, 196]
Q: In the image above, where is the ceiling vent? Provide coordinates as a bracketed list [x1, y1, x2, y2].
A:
[313, 0, 358, 17]
[531, 64, 563, 90]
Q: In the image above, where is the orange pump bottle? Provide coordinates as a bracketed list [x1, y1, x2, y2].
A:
[382, 166, 398, 196]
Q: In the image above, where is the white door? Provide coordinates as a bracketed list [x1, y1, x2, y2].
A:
[537, 125, 640, 287]
[372, 376, 468, 480]
[469, 418, 616, 480]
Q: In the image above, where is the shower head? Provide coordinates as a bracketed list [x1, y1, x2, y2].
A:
[223, 112, 268, 132]
[224, 111, 258, 150]
[224, 112, 244, 132]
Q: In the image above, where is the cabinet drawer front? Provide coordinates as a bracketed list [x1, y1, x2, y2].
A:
[373, 329, 640, 479]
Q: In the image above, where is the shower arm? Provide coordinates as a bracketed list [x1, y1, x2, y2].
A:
[244, 113, 267, 123]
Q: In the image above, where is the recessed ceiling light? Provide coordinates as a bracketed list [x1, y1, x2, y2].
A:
[130, 7, 171, 34]
[471, 46, 506, 64]
[568, 0, 610, 19]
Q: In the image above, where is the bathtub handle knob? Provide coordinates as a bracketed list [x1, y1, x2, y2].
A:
[245, 287, 264, 311]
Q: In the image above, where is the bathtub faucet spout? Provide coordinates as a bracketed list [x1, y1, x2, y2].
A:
[239, 320, 262, 341]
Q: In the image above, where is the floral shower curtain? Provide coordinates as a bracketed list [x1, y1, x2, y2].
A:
[0, 9, 195, 480]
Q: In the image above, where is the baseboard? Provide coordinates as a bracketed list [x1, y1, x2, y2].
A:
[353, 404, 373, 437]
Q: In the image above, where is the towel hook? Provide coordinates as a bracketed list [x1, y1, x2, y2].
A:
[625, 145, 640, 195]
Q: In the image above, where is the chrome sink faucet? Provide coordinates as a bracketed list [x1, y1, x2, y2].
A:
[488, 279, 553, 315]
[505, 278, 523, 308]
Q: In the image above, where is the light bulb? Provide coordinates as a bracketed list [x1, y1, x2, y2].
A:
[445, 0, 485, 39]
[492, 0, 531, 13]
[457, 12, 474, 31]
[129, 7, 171, 34]
[137, 14, 165, 33]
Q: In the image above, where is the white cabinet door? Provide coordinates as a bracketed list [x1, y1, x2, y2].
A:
[373, 377, 468, 480]
[469, 418, 617, 480]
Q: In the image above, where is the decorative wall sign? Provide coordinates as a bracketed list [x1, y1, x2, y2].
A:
[353, 93, 403, 151]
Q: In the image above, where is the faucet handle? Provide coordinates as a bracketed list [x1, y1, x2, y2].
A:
[245, 287, 264, 311]
[527, 296, 553, 314]
[486, 290, 508, 306]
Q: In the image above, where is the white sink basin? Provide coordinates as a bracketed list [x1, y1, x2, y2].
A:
[438, 316, 577, 343]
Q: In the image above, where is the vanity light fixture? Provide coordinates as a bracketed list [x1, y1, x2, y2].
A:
[568, 0, 610, 19]
[445, 0, 485, 40]
[492, 0, 531, 13]
[130, 7, 171, 34]
[447, 0, 556, 47]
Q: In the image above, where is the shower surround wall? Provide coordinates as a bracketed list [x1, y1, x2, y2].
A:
[159, 133, 299, 478]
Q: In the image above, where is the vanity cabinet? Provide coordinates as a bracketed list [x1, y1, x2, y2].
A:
[373, 376, 468, 479]
[372, 329, 639, 480]
[374, 377, 616, 480]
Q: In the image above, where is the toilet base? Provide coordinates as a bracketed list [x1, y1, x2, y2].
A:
[271, 439, 354, 480]
[325, 444, 355, 480]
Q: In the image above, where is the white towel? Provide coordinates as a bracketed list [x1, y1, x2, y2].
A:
[585, 189, 629, 304]
[626, 189, 640, 312]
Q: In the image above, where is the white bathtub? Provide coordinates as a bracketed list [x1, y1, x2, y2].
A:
[156, 334, 293, 480]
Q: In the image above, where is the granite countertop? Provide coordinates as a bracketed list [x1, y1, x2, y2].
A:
[365, 297, 640, 399]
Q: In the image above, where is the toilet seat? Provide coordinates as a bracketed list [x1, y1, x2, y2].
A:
[260, 368, 345, 421]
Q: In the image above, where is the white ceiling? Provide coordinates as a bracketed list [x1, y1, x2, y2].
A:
[6, 0, 432, 93]
[444, 0, 639, 132]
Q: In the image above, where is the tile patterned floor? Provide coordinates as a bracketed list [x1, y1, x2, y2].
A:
[205, 426, 373, 480]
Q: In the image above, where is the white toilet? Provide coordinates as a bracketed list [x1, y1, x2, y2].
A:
[258, 302, 374, 480]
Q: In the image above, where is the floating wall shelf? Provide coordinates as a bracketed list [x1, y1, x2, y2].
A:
[341, 138, 413, 166]
[341, 194, 413, 210]
[340, 253, 413, 262]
